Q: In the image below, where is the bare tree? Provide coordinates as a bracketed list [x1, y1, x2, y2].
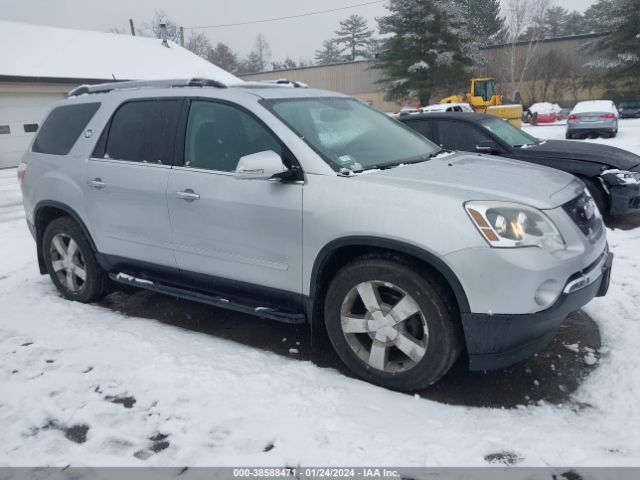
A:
[142, 11, 181, 43]
[185, 31, 212, 59]
[208, 43, 240, 73]
[503, 0, 550, 100]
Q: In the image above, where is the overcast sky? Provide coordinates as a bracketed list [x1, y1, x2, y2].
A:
[1, 0, 596, 62]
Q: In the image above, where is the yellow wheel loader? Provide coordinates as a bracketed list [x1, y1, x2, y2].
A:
[440, 78, 523, 128]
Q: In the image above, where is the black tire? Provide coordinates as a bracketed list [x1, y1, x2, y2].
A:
[581, 177, 609, 219]
[43, 217, 107, 303]
[565, 132, 573, 139]
[323, 255, 462, 392]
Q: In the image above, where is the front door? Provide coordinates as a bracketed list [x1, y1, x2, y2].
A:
[167, 100, 303, 294]
[84, 98, 181, 267]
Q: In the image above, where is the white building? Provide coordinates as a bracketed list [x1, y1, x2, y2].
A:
[0, 20, 239, 168]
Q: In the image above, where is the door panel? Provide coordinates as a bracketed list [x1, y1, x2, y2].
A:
[83, 98, 181, 267]
[167, 99, 303, 294]
[84, 160, 176, 267]
[168, 169, 303, 293]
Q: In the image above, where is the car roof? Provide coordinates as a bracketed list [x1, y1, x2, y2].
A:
[399, 111, 489, 122]
[571, 100, 616, 114]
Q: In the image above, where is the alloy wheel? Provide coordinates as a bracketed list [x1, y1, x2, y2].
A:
[49, 233, 87, 293]
[340, 280, 429, 373]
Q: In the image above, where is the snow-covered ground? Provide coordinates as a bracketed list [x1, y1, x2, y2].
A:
[1, 123, 639, 467]
[523, 118, 640, 154]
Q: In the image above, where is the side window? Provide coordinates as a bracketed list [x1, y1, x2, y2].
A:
[33, 103, 100, 155]
[184, 101, 281, 172]
[405, 119, 435, 142]
[103, 100, 180, 164]
[436, 120, 490, 152]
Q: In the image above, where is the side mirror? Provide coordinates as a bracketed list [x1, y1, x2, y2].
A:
[234, 150, 288, 180]
[476, 140, 499, 154]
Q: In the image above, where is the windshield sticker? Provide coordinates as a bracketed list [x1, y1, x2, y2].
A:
[338, 154, 353, 164]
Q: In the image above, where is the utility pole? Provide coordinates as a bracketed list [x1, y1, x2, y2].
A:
[129, 18, 136, 36]
[179, 27, 185, 47]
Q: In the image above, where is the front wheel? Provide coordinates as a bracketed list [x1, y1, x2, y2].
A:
[323, 256, 462, 392]
[43, 217, 107, 303]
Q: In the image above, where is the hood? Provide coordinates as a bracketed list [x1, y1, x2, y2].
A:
[518, 140, 640, 170]
[354, 152, 582, 210]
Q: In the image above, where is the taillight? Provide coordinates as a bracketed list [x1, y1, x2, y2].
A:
[601, 113, 616, 119]
[17, 162, 27, 187]
[568, 114, 580, 120]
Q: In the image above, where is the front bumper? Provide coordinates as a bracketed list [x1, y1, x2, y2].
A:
[463, 251, 613, 371]
[601, 175, 640, 216]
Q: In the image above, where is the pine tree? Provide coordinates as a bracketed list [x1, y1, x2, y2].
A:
[541, 6, 569, 38]
[315, 40, 345, 65]
[582, 0, 616, 33]
[591, 0, 640, 75]
[454, 0, 504, 46]
[376, 0, 473, 105]
[563, 11, 585, 36]
[208, 43, 240, 73]
[334, 14, 374, 61]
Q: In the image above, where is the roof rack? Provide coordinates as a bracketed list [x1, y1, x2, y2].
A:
[68, 78, 228, 97]
[261, 79, 309, 88]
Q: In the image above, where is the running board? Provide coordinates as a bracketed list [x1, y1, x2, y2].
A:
[109, 273, 306, 324]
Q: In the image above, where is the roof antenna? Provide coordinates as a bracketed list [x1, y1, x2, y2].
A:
[112, 74, 116, 80]
[159, 23, 169, 48]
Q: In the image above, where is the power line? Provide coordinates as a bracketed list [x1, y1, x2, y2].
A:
[183, 1, 385, 30]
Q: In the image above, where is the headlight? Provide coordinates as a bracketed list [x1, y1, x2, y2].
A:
[465, 201, 566, 253]
[615, 171, 640, 184]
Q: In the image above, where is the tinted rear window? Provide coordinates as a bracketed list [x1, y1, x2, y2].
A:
[33, 103, 100, 155]
[102, 100, 180, 164]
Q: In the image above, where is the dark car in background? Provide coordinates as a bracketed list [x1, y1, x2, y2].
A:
[400, 112, 640, 219]
[618, 100, 640, 119]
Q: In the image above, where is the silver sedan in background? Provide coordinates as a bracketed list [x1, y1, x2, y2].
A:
[567, 100, 619, 139]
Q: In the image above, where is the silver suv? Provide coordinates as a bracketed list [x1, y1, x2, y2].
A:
[19, 79, 612, 391]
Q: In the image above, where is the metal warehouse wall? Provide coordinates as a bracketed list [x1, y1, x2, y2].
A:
[239, 62, 407, 112]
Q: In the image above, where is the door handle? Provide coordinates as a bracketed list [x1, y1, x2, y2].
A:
[88, 178, 106, 189]
[174, 189, 200, 202]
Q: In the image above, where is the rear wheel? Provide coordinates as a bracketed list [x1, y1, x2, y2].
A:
[43, 217, 107, 303]
[323, 256, 462, 392]
[565, 132, 573, 139]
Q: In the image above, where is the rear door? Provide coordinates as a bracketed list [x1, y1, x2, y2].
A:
[167, 99, 303, 294]
[84, 98, 181, 267]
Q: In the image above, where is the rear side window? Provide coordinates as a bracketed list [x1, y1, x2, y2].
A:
[102, 100, 180, 164]
[405, 119, 435, 141]
[33, 103, 100, 155]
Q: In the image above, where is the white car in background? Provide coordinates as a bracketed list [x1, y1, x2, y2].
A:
[567, 100, 619, 139]
[421, 102, 474, 113]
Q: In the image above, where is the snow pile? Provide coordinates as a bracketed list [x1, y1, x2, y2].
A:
[0, 20, 240, 85]
[530, 102, 562, 115]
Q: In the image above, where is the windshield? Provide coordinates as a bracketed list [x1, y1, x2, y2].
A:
[620, 101, 640, 108]
[480, 117, 539, 147]
[266, 97, 440, 171]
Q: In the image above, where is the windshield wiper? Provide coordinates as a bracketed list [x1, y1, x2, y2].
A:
[347, 150, 446, 174]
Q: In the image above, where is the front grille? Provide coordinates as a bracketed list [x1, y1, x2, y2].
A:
[562, 191, 604, 242]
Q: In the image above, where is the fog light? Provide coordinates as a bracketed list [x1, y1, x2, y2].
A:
[535, 280, 560, 308]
